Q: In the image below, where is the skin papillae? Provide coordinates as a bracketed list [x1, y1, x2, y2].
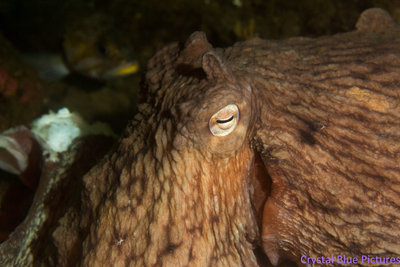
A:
[0, 8, 399, 267]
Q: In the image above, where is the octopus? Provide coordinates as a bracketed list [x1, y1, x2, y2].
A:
[0, 8, 399, 267]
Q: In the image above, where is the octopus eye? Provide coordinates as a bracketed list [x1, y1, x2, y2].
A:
[209, 104, 239, 136]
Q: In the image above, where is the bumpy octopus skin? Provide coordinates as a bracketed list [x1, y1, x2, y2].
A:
[78, 8, 400, 266]
[2, 8, 399, 267]
[80, 37, 264, 266]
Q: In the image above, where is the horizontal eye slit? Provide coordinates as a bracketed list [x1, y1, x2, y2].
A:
[217, 116, 234, 124]
[209, 104, 239, 137]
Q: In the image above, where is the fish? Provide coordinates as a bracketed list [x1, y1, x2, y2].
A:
[63, 13, 139, 80]
[22, 13, 139, 82]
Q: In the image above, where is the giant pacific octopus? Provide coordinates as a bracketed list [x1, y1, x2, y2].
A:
[1, 8, 400, 266]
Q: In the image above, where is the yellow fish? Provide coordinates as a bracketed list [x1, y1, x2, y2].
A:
[63, 13, 139, 80]
[23, 13, 138, 81]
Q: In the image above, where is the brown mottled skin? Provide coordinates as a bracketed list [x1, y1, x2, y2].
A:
[80, 35, 262, 266]
[1, 8, 399, 267]
[77, 8, 400, 266]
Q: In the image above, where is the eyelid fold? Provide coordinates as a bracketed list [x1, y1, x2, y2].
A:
[209, 104, 239, 136]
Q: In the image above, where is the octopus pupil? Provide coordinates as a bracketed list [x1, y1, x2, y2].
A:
[216, 115, 234, 124]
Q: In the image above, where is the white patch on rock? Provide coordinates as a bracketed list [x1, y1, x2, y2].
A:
[31, 107, 115, 161]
